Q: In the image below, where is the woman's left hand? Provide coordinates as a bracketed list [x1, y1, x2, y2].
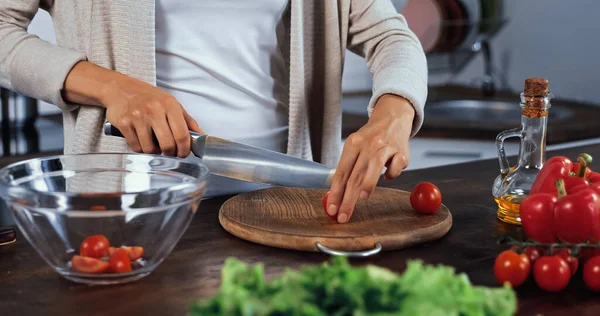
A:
[326, 94, 415, 223]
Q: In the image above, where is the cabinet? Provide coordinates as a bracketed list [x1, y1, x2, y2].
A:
[406, 137, 519, 170]
[340, 136, 520, 171]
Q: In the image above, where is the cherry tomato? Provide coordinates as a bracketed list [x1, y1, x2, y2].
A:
[80, 235, 110, 259]
[410, 182, 442, 214]
[108, 248, 132, 273]
[553, 248, 579, 276]
[533, 255, 571, 292]
[580, 241, 600, 262]
[583, 256, 600, 291]
[525, 247, 542, 264]
[494, 250, 531, 287]
[71, 255, 109, 274]
[322, 191, 336, 220]
[109, 246, 144, 261]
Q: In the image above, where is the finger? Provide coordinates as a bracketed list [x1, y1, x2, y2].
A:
[360, 147, 394, 197]
[168, 109, 191, 158]
[184, 111, 205, 134]
[327, 136, 361, 219]
[384, 153, 409, 180]
[134, 122, 160, 155]
[337, 151, 371, 223]
[115, 118, 142, 153]
[152, 116, 177, 156]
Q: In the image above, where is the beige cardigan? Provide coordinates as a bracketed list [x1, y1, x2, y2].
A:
[0, 0, 427, 168]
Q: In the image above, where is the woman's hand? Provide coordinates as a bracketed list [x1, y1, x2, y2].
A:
[63, 61, 203, 158]
[102, 81, 203, 158]
[326, 94, 415, 223]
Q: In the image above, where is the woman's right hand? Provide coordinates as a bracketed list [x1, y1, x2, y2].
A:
[103, 82, 203, 158]
[63, 61, 203, 158]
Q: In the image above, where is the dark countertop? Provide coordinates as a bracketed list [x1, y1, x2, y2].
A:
[3, 144, 600, 315]
[342, 85, 600, 143]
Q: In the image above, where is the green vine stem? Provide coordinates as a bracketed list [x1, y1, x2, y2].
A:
[556, 178, 567, 199]
[577, 153, 593, 177]
[498, 235, 600, 257]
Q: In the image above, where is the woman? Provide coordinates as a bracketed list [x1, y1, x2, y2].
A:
[0, 0, 427, 224]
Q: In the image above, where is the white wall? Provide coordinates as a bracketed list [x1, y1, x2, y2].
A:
[344, 0, 600, 105]
[447, 0, 600, 104]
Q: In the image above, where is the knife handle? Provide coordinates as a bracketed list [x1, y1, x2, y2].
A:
[104, 122, 159, 145]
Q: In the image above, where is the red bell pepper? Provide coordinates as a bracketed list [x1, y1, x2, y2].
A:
[553, 179, 600, 244]
[521, 178, 600, 244]
[529, 153, 595, 196]
[520, 192, 557, 243]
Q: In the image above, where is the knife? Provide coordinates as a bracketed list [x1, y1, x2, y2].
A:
[104, 122, 335, 189]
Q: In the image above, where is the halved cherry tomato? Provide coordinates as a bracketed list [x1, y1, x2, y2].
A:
[108, 248, 132, 273]
[322, 191, 336, 221]
[109, 246, 144, 261]
[410, 182, 442, 214]
[71, 255, 109, 274]
[494, 250, 531, 287]
[583, 256, 600, 291]
[533, 255, 571, 292]
[553, 248, 579, 276]
[80, 235, 110, 259]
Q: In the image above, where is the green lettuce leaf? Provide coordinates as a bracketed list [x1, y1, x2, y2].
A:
[189, 256, 517, 316]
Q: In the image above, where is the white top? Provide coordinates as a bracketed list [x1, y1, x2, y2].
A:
[155, 0, 290, 197]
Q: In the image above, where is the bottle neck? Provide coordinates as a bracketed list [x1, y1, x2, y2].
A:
[518, 93, 553, 169]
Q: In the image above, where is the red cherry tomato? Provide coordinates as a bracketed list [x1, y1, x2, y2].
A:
[553, 248, 579, 276]
[583, 256, 600, 291]
[108, 248, 132, 273]
[71, 255, 109, 274]
[580, 240, 600, 262]
[525, 247, 542, 264]
[533, 255, 571, 292]
[109, 246, 145, 261]
[494, 250, 531, 287]
[410, 182, 442, 214]
[322, 191, 336, 220]
[80, 235, 110, 259]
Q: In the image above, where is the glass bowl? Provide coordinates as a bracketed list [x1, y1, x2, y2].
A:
[0, 153, 209, 285]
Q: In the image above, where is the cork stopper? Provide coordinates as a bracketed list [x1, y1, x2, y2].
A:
[524, 78, 549, 96]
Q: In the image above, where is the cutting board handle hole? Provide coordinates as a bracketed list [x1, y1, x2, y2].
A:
[315, 242, 382, 257]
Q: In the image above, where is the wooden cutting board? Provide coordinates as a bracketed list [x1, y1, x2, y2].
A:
[218, 187, 452, 253]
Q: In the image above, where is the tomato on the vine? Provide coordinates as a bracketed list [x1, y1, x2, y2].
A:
[525, 247, 542, 264]
[108, 248, 132, 273]
[533, 255, 571, 292]
[583, 256, 600, 291]
[494, 250, 531, 287]
[580, 240, 600, 262]
[553, 248, 579, 276]
[80, 235, 110, 259]
[410, 182, 442, 214]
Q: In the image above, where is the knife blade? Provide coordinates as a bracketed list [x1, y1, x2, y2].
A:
[104, 122, 335, 189]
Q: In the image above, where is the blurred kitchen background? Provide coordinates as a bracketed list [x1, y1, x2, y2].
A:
[2, 0, 600, 170]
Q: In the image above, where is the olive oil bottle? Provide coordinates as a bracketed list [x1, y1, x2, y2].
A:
[492, 78, 553, 225]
